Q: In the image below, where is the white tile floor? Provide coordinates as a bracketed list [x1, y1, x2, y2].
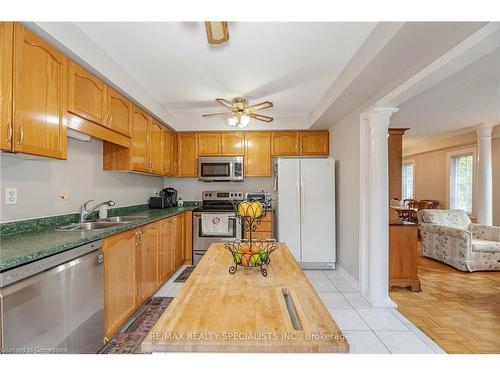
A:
[155, 265, 446, 354]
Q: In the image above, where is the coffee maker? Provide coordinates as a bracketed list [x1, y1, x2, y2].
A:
[149, 187, 178, 209]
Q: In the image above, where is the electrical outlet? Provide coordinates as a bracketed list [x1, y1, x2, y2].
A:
[59, 186, 69, 200]
[5, 188, 17, 205]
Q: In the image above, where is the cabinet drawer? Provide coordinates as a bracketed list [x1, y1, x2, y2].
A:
[244, 231, 273, 240]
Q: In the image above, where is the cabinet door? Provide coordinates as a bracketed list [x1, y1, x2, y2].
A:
[299, 131, 329, 155]
[68, 60, 108, 125]
[12, 24, 67, 159]
[177, 133, 198, 177]
[137, 223, 160, 305]
[149, 120, 163, 174]
[174, 215, 185, 268]
[198, 132, 221, 156]
[162, 128, 173, 176]
[107, 87, 132, 136]
[244, 132, 271, 177]
[103, 229, 137, 339]
[221, 132, 244, 156]
[159, 218, 174, 282]
[271, 132, 299, 156]
[0, 22, 13, 151]
[131, 106, 150, 172]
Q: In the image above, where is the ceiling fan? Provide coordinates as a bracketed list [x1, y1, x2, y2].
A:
[202, 98, 274, 128]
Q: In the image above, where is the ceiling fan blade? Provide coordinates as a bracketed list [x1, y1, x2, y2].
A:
[215, 98, 234, 109]
[202, 112, 229, 117]
[247, 101, 273, 111]
[205, 22, 229, 45]
[249, 113, 274, 122]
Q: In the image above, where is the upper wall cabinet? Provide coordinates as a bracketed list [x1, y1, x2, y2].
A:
[149, 119, 163, 174]
[68, 61, 108, 125]
[271, 131, 299, 156]
[300, 131, 329, 155]
[107, 87, 132, 137]
[162, 128, 174, 176]
[0, 22, 13, 151]
[130, 106, 150, 173]
[221, 132, 244, 156]
[10, 24, 67, 159]
[177, 133, 198, 177]
[244, 132, 271, 177]
[198, 132, 221, 156]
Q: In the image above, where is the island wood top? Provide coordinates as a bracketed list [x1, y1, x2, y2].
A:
[141, 242, 349, 353]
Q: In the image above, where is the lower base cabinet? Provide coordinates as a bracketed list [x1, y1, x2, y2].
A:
[103, 213, 189, 339]
[103, 229, 138, 340]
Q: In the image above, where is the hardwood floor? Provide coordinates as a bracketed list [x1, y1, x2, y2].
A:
[390, 254, 500, 354]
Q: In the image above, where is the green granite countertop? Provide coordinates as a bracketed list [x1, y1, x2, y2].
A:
[0, 205, 196, 272]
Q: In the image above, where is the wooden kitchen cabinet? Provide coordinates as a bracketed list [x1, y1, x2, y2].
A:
[68, 60, 108, 126]
[107, 87, 132, 136]
[11, 24, 67, 159]
[198, 132, 221, 156]
[130, 106, 150, 172]
[244, 132, 271, 177]
[183, 211, 193, 264]
[173, 215, 185, 269]
[244, 212, 274, 240]
[221, 131, 244, 156]
[177, 132, 198, 177]
[103, 229, 138, 339]
[0, 22, 13, 151]
[271, 131, 299, 156]
[159, 217, 174, 282]
[299, 131, 329, 155]
[162, 128, 174, 176]
[149, 119, 163, 174]
[137, 223, 160, 306]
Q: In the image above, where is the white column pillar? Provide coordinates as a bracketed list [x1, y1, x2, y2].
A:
[363, 107, 398, 308]
[476, 123, 494, 225]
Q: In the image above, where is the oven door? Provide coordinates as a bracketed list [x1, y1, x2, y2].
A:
[192, 212, 242, 264]
[198, 159, 232, 181]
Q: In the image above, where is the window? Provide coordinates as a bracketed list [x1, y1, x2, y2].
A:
[449, 153, 474, 214]
[402, 161, 414, 200]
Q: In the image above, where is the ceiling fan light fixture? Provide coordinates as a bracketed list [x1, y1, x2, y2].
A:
[239, 114, 250, 128]
[228, 115, 238, 127]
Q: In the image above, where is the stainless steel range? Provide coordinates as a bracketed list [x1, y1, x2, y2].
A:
[192, 191, 243, 265]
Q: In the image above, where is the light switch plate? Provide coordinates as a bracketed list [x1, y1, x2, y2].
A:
[5, 188, 17, 205]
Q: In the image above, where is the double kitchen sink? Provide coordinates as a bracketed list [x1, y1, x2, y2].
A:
[55, 215, 147, 231]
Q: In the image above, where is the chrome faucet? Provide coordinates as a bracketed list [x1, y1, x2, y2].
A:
[79, 200, 116, 223]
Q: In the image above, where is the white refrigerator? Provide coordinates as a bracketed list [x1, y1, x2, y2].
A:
[276, 158, 336, 269]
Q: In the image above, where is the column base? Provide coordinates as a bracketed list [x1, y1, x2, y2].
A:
[364, 293, 398, 308]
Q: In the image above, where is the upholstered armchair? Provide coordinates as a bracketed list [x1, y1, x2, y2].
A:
[417, 209, 500, 272]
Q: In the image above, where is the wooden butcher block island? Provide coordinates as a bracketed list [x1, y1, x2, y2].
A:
[141, 243, 349, 353]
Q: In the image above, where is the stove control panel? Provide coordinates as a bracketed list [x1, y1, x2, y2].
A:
[202, 191, 244, 201]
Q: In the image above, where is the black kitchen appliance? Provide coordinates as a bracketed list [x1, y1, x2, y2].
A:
[148, 187, 178, 209]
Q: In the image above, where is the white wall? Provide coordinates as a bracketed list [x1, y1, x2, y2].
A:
[163, 177, 275, 201]
[0, 138, 164, 222]
[329, 111, 361, 281]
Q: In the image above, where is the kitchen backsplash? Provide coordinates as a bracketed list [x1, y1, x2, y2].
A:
[0, 138, 164, 223]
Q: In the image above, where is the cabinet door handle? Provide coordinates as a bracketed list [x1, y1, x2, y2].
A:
[108, 113, 113, 126]
[138, 231, 143, 244]
[6, 123, 12, 144]
[135, 232, 139, 245]
[104, 112, 109, 125]
[17, 125, 24, 145]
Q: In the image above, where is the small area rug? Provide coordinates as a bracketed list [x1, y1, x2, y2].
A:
[99, 297, 173, 354]
[174, 266, 195, 282]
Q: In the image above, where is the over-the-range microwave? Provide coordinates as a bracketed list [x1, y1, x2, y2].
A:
[198, 157, 244, 182]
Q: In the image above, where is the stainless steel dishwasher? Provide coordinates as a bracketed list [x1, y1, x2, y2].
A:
[0, 240, 104, 354]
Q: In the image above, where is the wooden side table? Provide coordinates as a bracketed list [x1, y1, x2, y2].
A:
[389, 221, 421, 292]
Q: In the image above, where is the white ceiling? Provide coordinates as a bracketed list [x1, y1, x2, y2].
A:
[74, 22, 376, 129]
[392, 47, 500, 148]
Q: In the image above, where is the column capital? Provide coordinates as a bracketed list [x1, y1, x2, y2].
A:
[362, 107, 399, 136]
[476, 122, 494, 138]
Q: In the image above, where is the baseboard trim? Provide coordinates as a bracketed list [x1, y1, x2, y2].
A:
[336, 264, 360, 290]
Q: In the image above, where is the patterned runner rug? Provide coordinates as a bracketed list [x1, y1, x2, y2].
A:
[174, 266, 195, 282]
[99, 297, 173, 354]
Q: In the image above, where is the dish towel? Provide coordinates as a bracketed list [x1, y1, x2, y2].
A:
[201, 213, 231, 235]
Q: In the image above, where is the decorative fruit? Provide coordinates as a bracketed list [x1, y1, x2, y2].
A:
[260, 251, 269, 263]
[241, 244, 252, 254]
[238, 200, 263, 219]
[241, 253, 251, 266]
[249, 253, 261, 267]
[251, 244, 261, 254]
[233, 251, 243, 264]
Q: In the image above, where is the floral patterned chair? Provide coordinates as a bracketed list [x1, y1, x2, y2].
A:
[417, 209, 500, 271]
